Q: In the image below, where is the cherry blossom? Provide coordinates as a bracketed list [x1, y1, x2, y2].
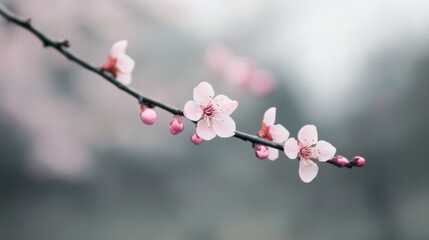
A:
[331, 155, 350, 167]
[190, 131, 203, 145]
[206, 43, 277, 96]
[257, 107, 290, 160]
[351, 156, 366, 167]
[284, 125, 336, 183]
[255, 144, 269, 159]
[248, 68, 276, 96]
[184, 82, 238, 140]
[101, 40, 135, 85]
[169, 115, 184, 135]
[140, 105, 157, 125]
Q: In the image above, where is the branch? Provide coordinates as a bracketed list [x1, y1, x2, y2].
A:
[0, 4, 355, 169]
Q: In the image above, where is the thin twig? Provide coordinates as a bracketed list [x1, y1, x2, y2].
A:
[0, 4, 353, 168]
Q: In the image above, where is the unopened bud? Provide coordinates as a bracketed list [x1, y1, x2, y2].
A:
[190, 131, 203, 145]
[331, 155, 350, 167]
[140, 105, 157, 125]
[255, 144, 269, 159]
[351, 156, 365, 167]
[169, 115, 184, 135]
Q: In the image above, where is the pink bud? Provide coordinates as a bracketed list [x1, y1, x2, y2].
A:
[169, 116, 184, 135]
[190, 131, 203, 145]
[140, 105, 157, 125]
[255, 144, 269, 159]
[351, 156, 365, 167]
[331, 155, 350, 167]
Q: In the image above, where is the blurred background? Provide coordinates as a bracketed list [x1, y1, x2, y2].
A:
[1, 0, 428, 239]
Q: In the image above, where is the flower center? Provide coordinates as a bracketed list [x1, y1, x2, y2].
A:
[257, 123, 273, 141]
[203, 103, 216, 117]
[299, 146, 315, 160]
[202, 102, 221, 127]
[101, 57, 119, 77]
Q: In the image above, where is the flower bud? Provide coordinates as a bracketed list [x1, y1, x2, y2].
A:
[331, 155, 350, 167]
[255, 144, 269, 159]
[351, 156, 365, 167]
[140, 105, 157, 125]
[169, 116, 184, 135]
[190, 131, 203, 145]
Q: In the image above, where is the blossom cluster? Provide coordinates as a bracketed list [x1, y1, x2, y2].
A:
[102, 40, 365, 183]
[0, 6, 366, 186]
[205, 43, 276, 96]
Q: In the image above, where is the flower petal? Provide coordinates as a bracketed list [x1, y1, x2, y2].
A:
[298, 125, 318, 146]
[283, 138, 299, 159]
[269, 124, 290, 143]
[110, 40, 128, 58]
[267, 147, 279, 161]
[212, 114, 236, 138]
[298, 160, 319, 183]
[193, 82, 215, 106]
[116, 54, 135, 74]
[263, 107, 276, 126]
[117, 73, 132, 85]
[184, 101, 203, 121]
[315, 140, 336, 162]
[196, 120, 216, 140]
[213, 94, 238, 115]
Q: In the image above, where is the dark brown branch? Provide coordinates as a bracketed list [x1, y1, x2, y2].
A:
[0, 4, 353, 168]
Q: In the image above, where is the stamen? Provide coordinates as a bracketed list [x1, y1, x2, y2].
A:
[202, 101, 221, 127]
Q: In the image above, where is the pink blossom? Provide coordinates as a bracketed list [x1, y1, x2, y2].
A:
[331, 155, 350, 167]
[205, 43, 277, 96]
[224, 57, 254, 88]
[101, 40, 135, 85]
[223, 57, 276, 96]
[248, 68, 277, 96]
[140, 105, 157, 125]
[190, 131, 203, 145]
[169, 115, 184, 135]
[351, 156, 365, 167]
[257, 107, 289, 161]
[184, 82, 238, 140]
[255, 144, 269, 159]
[284, 125, 336, 183]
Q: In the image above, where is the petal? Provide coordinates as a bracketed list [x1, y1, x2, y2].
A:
[196, 120, 216, 140]
[116, 55, 135, 74]
[269, 124, 290, 143]
[110, 40, 128, 58]
[184, 101, 203, 121]
[267, 147, 279, 161]
[283, 138, 299, 159]
[212, 114, 236, 138]
[193, 82, 215, 106]
[298, 160, 319, 183]
[116, 73, 132, 85]
[298, 125, 318, 146]
[263, 107, 276, 126]
[213, 94, 238, 115]
[315, 140, 336, 162]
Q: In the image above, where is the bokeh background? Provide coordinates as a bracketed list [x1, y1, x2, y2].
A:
[1, 0, 429, 239]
